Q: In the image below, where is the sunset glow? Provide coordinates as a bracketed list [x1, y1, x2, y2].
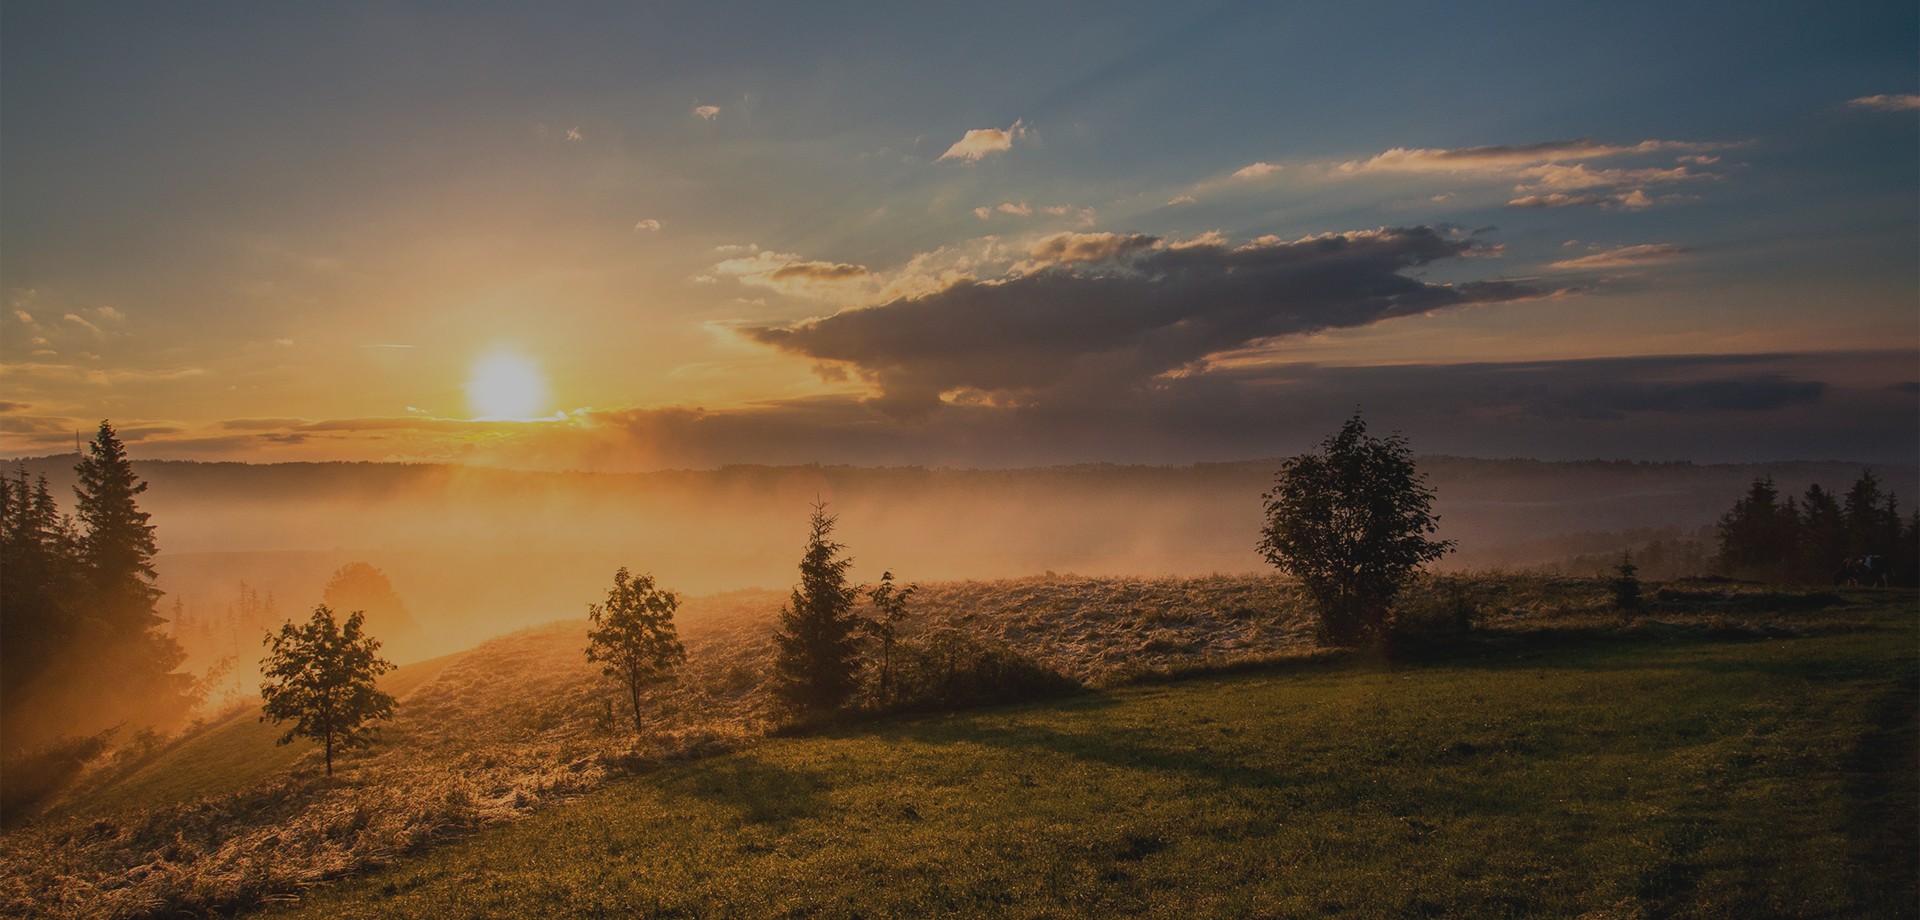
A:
[466, 352, 551, 421]
[0, 3, 1911, 470]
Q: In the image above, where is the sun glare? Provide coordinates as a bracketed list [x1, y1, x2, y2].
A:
[466, 351, 550, 420]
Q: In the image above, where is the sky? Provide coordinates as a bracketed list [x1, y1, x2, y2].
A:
[2, 0, 1916, 469]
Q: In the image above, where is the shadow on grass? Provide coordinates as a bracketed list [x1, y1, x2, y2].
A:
[656, 753, 834, 828]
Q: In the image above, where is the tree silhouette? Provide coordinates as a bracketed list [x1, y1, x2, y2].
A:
[323, 562, 425, 659]
[1258, 414, 1452, 646]
[772, 501, 863, 713]
[862, 571, 915, 705]
[75, 420, 159, 624]
[584, 568, 687, 735]
[1715, 477, 1797, 578]
[260, 605, 395, 776]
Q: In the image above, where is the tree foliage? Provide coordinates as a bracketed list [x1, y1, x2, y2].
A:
[75, 420, 160, 621]
[772, 501, 864, 713]
[0, 422, 193, 754]
[1257, 414, 1453, 646]
[861, 571, 915, 706]
[1714, 470, 1912, 584]
[323, 562, 425, 659]
[259, 605, 395, 776]
[584, 568, 687, 735]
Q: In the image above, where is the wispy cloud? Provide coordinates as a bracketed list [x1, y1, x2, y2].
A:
[1508, 190, 1659, 210]
[939, 120, 1026, 162]
[1846, 93, 1920, 111]
[1232, 161, 1281, 180]
[693, 104, 721, 120]
[1549, 243, 1693, 270]
[633, 218, 663, 231]
[565, 127, 584, 142]
[1336, 138, 1721, 174]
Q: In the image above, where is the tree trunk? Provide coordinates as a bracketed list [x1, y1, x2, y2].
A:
[325, 735, 334, 776]
[628, 678, 644, 736]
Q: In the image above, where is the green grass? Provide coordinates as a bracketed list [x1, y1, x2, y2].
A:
[268, 619, 1917, 919]
[65, 651, 461, 818]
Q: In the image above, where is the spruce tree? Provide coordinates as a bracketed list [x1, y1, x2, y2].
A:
[771, 501, 863, 713]
[74, 420, 160, 630]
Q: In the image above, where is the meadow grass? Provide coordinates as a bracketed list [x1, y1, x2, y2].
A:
[268, 615, 1917, 919]
[62, 652, 461, 819]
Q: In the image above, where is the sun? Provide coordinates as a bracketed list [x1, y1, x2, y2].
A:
[466, 351, 550, 420]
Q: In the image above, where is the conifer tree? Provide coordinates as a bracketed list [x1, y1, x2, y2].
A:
[74, 420, 160, 628]
[771, 501, 863, 713]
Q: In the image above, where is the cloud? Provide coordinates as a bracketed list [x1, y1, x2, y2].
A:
[1549, 243, 1693, 270]
[693, 104, 721, 120]
[714, 251, 871, 295]
[1167, 195, 1196, 206]
[1521, 163, 1707, 191]
[997, 201, 1032, 217]
[633, 218, 663, 231]
[938, 121, 1026, 161]
[1846, 94, 1920, 111]
[769, 261, 870, 282]
[62, 313, 102, 336]
[11, 310, 34, 325]
[1232, 162, 1281, 180]
[1337, 138, 1721, 174]
[1507, 189, 1660, 210]
[565, 127, 584, 142]
[743, 227, 1541, 414]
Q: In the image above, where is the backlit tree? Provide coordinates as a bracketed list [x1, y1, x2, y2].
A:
[1258, 414, 1453, 646]
[584, 568, 687, 735]
[260, 605, 395, 776]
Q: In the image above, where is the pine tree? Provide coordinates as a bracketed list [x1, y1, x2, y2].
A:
[74, 421, 160, 629]
[1842, 470, 1901, 559]
[771, 501, 863, 713]
[1715, 477, 1796, 579]
[1796, 484, 1847, 582]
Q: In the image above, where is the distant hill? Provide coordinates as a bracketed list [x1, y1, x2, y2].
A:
[5, 454, 1914, 654]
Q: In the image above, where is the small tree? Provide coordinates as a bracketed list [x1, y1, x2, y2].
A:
[1611, 551, 1642, 617]
[862, 571, 916, 705]
[584, 568, 687, 735]
[260, 605, 395, 776]
[772, 501, 863, 713]
[1257, 413, 1453, 646]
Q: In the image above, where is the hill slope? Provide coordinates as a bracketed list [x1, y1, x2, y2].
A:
[269, 618, 1917, 918]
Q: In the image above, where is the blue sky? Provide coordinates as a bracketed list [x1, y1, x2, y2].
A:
[2, 1, 1915, 467]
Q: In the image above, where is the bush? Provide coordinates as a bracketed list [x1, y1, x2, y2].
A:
[878, 629, 1080, 713]
[0, 729, 114, 825]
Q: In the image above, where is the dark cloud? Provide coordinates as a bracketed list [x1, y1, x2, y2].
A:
[500, 351, 1914, 469]
[746, 227, 1541, 414]
[768, 261, 869, 282]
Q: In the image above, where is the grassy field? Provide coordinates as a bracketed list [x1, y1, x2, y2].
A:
[58, 651, 462, 819]
[268, 614, 1917, 918]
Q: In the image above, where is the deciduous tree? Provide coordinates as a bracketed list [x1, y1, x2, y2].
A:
[584, 568, 687, 735]
[260, 605, 395, 776]
[1257, 414, 1453, 646]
